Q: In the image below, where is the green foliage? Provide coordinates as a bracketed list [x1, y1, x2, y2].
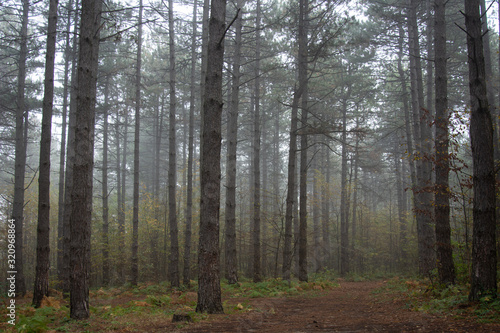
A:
[146, 295, 171, 307]
[380, 277, 500, 323]
[17, 306, 62, 333]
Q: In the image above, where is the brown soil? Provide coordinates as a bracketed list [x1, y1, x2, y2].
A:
[174, 281, 500, 333]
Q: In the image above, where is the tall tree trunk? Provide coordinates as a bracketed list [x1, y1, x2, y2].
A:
[261, 112, 268, 278]
[33, 0, 58, 308]
[397, 21, 414, 267]
[11, 0, 29, 298]
[321, 147, 331, 269]
[70, 0, 101, 319]
[408, 0, 435, 276]
[151, 95, 162, 279]
[434, 0, 455, 286]
[57, 0, 73, 288]
[168, 0, 180, 288]
[464, 0, 497, 301]
[312, 153, 320, 273]
[252, 0, 262, 283]
[282, 84, 300, 281]
[394, 136, 406, 267]
[225, 0, 244, 285]
[298, 0, 309, 283]
[340, 93, 349, 276]
[62, 0, 80, 294]
[196, 0, 226, 314]
[351, 133, 359, 272]
[101, 75, 110, 286]
[131, 0, 143, 287]
[272, 100, 281, 278]
[118, 109, 128, 284]
[183, 0, 199, 286]
[115, 108, 123, 284]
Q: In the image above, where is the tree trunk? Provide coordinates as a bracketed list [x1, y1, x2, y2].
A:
[283, 86, 300, 281]
[62, 0, 80, 294]
[225, 0, 244, 285]
[434, 0, 455, 286]
[351, 133, 359, 272]
[70, 0, 101, 319]
[101, 75, 110, 286]
[321, 147, 331, 269]
[131, 0, 143, 287]
[397, 21, 413, 268]
[312, 153, 320, 273]
[464, 0, 497, 301]
[57, 0, 73, 288]
[298, 0, 309, 283]
[183, 0, 198, 286]
[168, 0, 180, 288]
[11, 0, 29, 298]
[118, 109, 128, 284]
[408, 0, 435, 276]
[252, 0, 262, 283]
[340, 94, 349, 277]
[196, 0, 226, 314]
[33, 0, 58, 308]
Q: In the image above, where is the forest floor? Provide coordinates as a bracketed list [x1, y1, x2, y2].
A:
[1, 278, 500, 332]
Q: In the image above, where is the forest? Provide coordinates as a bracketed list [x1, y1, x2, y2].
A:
[0, 0, 499, 331]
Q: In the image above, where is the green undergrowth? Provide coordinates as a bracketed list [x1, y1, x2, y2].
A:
[0, 276, 338, 333]
[377, 276, 500, 324]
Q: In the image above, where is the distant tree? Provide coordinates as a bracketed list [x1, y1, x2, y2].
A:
[196, 0, 226, 314]
[70, 0, 102, 319]
[33, 0, 58, 308]
[464, 0, 497, 301]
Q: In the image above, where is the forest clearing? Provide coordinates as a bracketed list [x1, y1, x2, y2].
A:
[1, 277, 500, 332]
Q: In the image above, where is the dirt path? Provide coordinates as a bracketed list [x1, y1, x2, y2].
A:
[175, 281, 500, 333]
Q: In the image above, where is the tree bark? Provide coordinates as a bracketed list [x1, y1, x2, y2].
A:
[33, 0, 58, 308]
[62, 0, 80, 294]
[168, 0, 180, 288]
[397, 20, 413, 267]
[464, 0, 497, 301]
[253, 0, 262, 283]
[70, 0, 101, 319]
[57, 0, 73, 288]
[408, 0, 435, 276]
[340, 94, 349, 277]
[131, 0, 143, 287]
[101, 75, 110, 286]
[298, 0, 309, 283]
[196, 0, 226, 314]
[183, 0, 198, 286]
[11, 0, 29, 298]
[225, 0, 244, 285]
[434, 0, 455, 286]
